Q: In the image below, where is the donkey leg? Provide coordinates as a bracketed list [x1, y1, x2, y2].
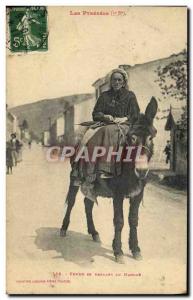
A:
[84, 197, 100, 242]
[60, 179, 79, 236]
[112, 194, 124, 263]
[128, 190, 143, 260]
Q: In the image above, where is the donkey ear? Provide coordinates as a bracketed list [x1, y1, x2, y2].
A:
[145, 97, 158, 122]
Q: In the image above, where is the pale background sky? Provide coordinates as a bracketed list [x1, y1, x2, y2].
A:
[7, 6, 187, 107]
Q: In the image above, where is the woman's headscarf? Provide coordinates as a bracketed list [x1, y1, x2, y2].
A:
[107, 68, 129, 90]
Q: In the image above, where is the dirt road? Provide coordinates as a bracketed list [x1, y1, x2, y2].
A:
[6, 144, 187, 294]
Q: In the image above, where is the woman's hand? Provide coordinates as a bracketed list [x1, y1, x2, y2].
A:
[114, 117, 128, 124]
[104, 115, 114, 122]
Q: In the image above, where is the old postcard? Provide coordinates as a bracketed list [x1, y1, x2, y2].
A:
[6, 6, 188, 294]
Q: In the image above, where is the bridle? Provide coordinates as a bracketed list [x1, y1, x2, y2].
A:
[134, 145, 152, 180]
[134, 168, 149, 180]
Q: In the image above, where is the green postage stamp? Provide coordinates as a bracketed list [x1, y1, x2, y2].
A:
[7, 6, 48, 53]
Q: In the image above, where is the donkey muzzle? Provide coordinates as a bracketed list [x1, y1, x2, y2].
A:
[135, 167, 149, 179]
[135, 154, 149, 179]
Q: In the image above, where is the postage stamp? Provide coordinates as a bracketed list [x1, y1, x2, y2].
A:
[7, 6, 48, 53]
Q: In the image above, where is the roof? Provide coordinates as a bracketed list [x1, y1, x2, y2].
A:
[165, 107, 184, 130]
[92, 51, 186, 89]
[6, 111, 16, 121]
[68, 95, 94, 106]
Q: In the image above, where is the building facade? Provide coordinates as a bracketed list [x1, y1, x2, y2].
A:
[165, 107, 187, 176]
[6, 110, 18, 141]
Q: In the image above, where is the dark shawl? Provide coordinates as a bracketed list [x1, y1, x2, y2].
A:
[92, 87, 140, 123]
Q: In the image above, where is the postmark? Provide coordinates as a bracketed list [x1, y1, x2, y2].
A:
[7, 6, 48, 53]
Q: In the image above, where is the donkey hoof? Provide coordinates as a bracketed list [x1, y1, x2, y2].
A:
[132, 251, 142, 261]
[60, 228, 67, 237]
[92, 233, 101, 243]
[115, 254, 125, 264]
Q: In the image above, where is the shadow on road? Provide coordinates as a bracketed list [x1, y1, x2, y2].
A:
[34, 227, 114, 266]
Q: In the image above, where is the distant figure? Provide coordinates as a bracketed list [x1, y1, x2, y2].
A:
[10, 133, 23, 165]
[163, 140, 171, 164]
[6, 141, 13, 174]
[10, 133, 18, 166]
[28, 140, 32, 149]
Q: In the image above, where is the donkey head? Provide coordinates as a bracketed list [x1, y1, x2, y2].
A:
[127, 97, 158, 179]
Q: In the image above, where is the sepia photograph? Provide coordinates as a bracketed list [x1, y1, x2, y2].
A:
[6, 6, 188, 294]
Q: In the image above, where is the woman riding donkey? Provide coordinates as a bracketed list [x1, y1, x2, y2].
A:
[61, 68, 139, 226]
[60, 69, 158, 262]
[70, 68, 140, 200]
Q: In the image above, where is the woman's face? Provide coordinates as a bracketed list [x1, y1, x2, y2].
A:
[111, 72, 125, 91]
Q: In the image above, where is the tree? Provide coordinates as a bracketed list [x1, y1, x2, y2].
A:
[154, 49, 187, 129]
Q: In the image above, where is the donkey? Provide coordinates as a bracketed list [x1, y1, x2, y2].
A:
[60, 97, 158, 263]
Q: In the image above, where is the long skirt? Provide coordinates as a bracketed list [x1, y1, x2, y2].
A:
[12, 150, 18, 166]
[72, 123, 130, 181]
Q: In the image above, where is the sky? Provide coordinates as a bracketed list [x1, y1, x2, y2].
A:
[6, 6, 187, 107]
